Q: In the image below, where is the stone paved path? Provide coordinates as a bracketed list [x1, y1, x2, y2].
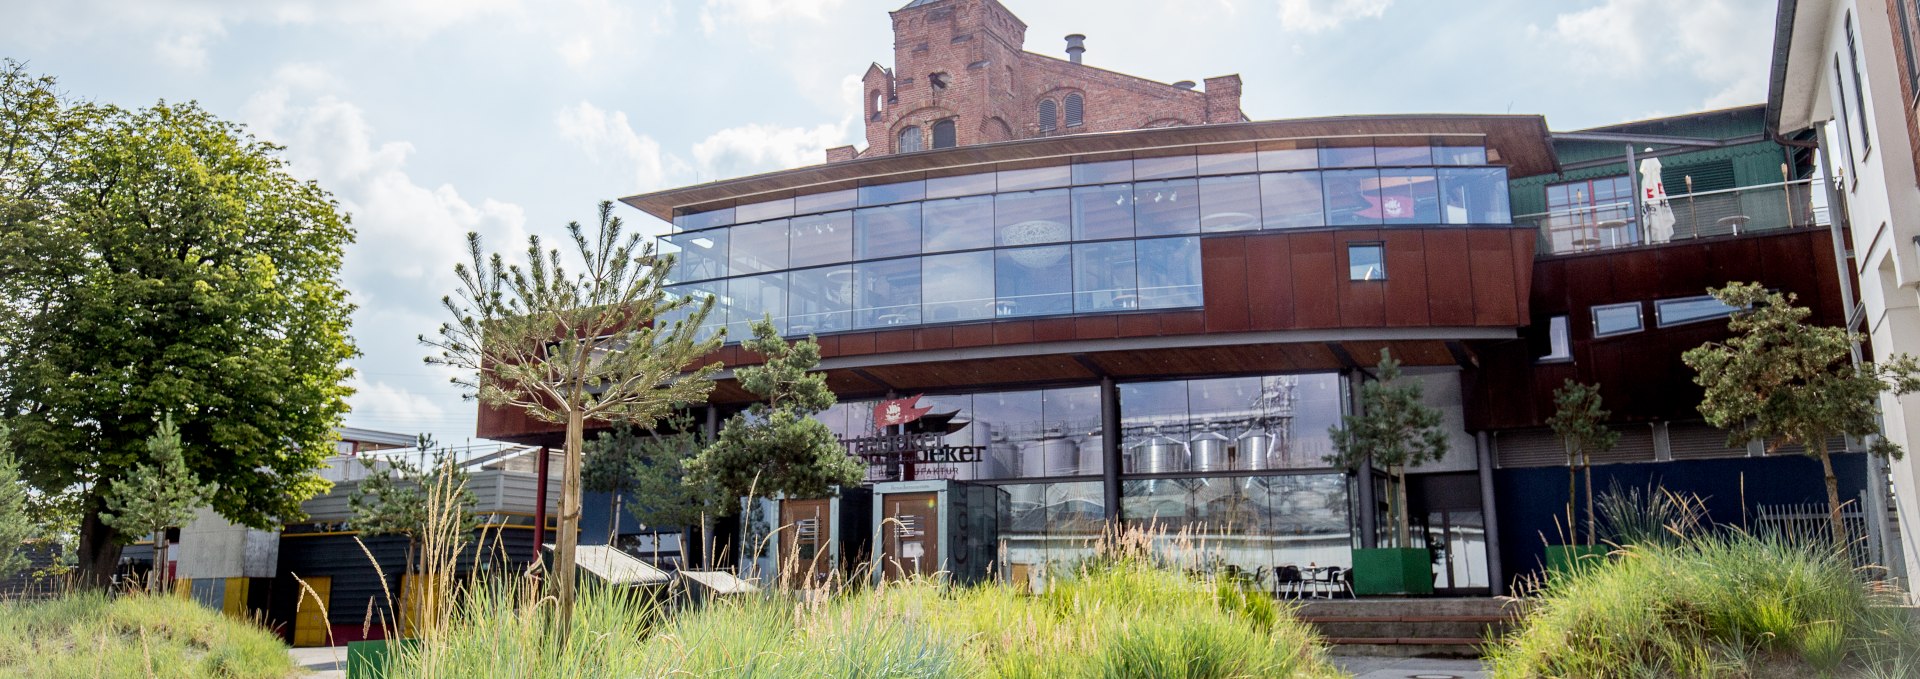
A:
[1332, 655, 1489, 679]
[288, 646, 346, 679]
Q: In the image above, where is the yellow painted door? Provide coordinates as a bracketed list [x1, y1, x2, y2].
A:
[292, 576, 332, 648]
[221, 578, 250, 619]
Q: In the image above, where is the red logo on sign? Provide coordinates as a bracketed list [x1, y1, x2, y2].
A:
[874, 395, 934, 428]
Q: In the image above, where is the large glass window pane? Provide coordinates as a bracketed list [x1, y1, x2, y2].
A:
[997, 165, 1071, 191]
[1348, 243, 1386, 281]
[726, 273, 787, 338]
[995, 246, 1072, 317]
[854, 204, 921, 259]
[786, 266, 851, 335]
[728, 219, 789, 275]
[1440, 167, 1511, 224]
[1435, 146, 1488, 165]
[1260, 171, 1324, 229]
[858, 179, 925, 206]
[663, 281, 725, 343]
[926, 172, 996, 199]
[1072, 159, 1132, 185]
[853, 258, 921, 328]
[1374, 146, 1433, 166]
[1072, 241, 1137, 312]
[795, 188, 857, 214]
[995, 189, 1072, 247]
[1257, 147, 1316, 171]
[674, 207, 733, 231]
[788, 210, 853, 268]
[922, 195, 995, 253]
[922, 251, 995, 323]
[975, 390, 1044, 479]
[1276, 374, 1344, 468]
[1134, 154, 1198, 180]
[1185, 377, 1264, 472]
[1199, 174, 1262, 232]
[1120, 380, 1188, 474]
[1136, 237, 1201, 309]
[1377, 168, 1440, 223]
[1592, 302, 1644, 337]
[1134, 179, 1199, 236]
[1043, 387, 1103, 476]
[1319, 145, 1375, 168]
[1323, 169, 1384, 226]
[736, 197, 795, 223]
[663, 228, 728, 283]
[1197, 152, 1258, 176]
[1071, 183, 1134, 240]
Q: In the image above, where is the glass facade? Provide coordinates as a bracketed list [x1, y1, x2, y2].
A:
[662, 143, 1510, 343]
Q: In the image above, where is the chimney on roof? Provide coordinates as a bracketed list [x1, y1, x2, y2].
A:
[1173, 80, 1196, 90]
[1065, 34, 1086, 64]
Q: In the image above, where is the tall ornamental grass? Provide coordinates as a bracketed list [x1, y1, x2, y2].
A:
[0, 591, 297, 679]
[389, 545, 1341, 678]
[1487, 531, 1920, 678]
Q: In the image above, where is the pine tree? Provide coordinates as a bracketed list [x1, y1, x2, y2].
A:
[1327, 349, 1450, 549]
[100, 416, 216, 593]
[687, 318, 863, 503]
[1683, 282, 1920, 548]
[1548, 380, 1618, 546]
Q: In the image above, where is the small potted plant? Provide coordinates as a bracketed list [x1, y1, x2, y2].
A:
[1328, 349, 1448, 596]
[1544, 380, 1617, 574]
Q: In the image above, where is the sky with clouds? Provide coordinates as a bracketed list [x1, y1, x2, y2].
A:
[0, 0, 1778, 448]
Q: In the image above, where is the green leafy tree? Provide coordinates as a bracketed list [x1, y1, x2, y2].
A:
[99, 417, 217, 593]
[0, 425, 31, 580]
[1549, 380, 1618, 546]
[688, 318, 863, 505]
[1683, 283, 1920, 547]
[584, 418, 725, 564]
[1327, 348, 1450, 549]
[423, 200, 722, 632]
[0, 64, 357, 588]
[349, 436, 478, 576]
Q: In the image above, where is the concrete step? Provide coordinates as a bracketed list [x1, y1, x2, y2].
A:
[1306, 619, 1507, 640]
[1325, 639, 1486, 659]
[1293, 598, 1520, 659]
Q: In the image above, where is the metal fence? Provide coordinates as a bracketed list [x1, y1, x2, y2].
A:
[1519, 180, 1825, 256]
[1752, 491, 1885, 571]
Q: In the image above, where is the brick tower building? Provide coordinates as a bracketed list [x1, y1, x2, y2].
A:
[826, 0, 1246, 162]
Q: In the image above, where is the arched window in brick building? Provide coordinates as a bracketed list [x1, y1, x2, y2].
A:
[1064, 93, 1084, 128]
[898, 126, 924, 153]
[1038, 99, 1057, 133]
[870, 90, 884, 121]
[931, 119, 956, 149]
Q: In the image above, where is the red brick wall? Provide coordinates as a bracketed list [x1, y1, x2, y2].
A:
[851, 0, 1244, 160]
[1885, 0, 1920, 189]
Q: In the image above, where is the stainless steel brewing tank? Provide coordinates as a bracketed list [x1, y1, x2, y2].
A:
[1130, 434, 1188, 473]
[1020, 437, 1079, 477]
[1233, 428, 1275, 471]
[1076, 433, 1103, 475]
[1188, 429, 1231, 472]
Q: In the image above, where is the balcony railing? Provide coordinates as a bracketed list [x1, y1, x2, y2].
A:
[1518, 180, 1826, 256]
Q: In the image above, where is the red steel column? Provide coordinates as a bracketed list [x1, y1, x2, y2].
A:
[533, 446, 549, 565]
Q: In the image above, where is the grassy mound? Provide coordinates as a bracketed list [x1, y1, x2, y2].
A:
[1487, 532, 1920, 678]
[0, 591, 296, 679]
[394, 558, 1342, 678]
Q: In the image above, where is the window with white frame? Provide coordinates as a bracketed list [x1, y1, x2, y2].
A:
[1591, 302, 1643, 337]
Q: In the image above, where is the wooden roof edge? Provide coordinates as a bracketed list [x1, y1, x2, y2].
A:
[619, 113, 1555, 222]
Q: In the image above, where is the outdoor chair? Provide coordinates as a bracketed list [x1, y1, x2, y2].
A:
[1275, 565, 1308, 598]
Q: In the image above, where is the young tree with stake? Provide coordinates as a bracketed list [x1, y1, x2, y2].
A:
[1549, 380, 1617, 546]
[1683, 282, 1920, 548]
[100, 416, 216, 593]
[423, 200, 722, 634]
[1327, 349, 1449, 550]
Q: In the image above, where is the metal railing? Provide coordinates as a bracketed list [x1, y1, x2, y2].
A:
[1518, 180, 1825, 256]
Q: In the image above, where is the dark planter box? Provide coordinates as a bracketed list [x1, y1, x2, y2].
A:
[1543, 544, 1610, 576]
[1351, 547, 1433, 596]
[347, 639, 417, 679]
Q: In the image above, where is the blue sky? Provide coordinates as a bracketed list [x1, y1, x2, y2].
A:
[0, 0, 1777, 447]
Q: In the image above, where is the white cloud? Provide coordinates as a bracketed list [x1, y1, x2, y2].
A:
[1529, 0, 1772, 109]
[345, 375, 448, 427]
[691, 122, 848, 178]
[555, 101, 688, 192]
[556, 98, 852, 190]
[699, 0, 845, 35]
[1275, 0, 1392, 33]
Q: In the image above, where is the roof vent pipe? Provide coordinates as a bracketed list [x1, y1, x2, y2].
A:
[1065, 34, 1086, 64]
[1173, 80, 1196, 90]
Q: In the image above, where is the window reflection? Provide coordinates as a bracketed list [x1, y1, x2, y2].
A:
[1119, 474, 1353, 578]
[1199, 174, 1262, 232]
[674, 207, 733, 232]
[663, 281, 725, 343]
[786, 265, 851, 335]
[1440, 167, 1511, 224]
[1257, 147, 1316, 172]
[1134, 154, 1198, 180]
[995, 189, 1071, 247]
[922, 251, 995, 323]
[995, 246, 1072, 317]
[1323, 169, 1385, 226]
[853, 204, 921, 259]
[922, 195, 995, 253]
[726, 273, 787, 338]
[1072, 159, 1132, 185]
[1374, 146, 1433, 166]
[998, 165, 1072, 191]
[729, 220, 790, 276]
[858, 180, 926, 207]
[853, 258, 921, 328]
[1073, 241, 1137, 312]
[736, 198, 796, 223]
[664, 228, 728, 283]
[788, 211, 852, 268]
[1319, 146, 1375, 168]
[1071, 183, 1134, 240]
[1260, 172, 1325, 229]
[1435, 146, 1488, 165]
[927, 172, 996, 199]
[1121, 374, 1346, 473]
[795, 189, 857, 214]
[1134, 179, 1199, 236]
[1136, 237, 1201, 308]
[1377, 169, 1440, 223]
[1197, 152, 1258, 176]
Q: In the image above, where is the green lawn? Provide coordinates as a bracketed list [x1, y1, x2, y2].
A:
[0, 591, 296, 679]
